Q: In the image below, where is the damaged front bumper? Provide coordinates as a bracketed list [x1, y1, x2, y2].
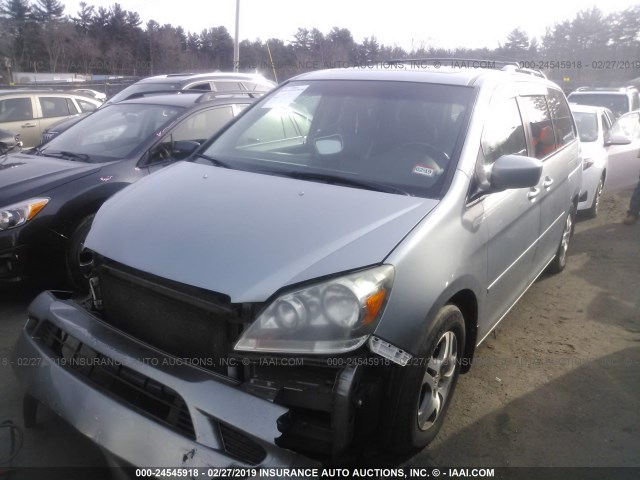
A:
[11, 291, 320, 468]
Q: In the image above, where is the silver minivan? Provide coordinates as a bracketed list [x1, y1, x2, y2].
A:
[13, 64, 581, 467]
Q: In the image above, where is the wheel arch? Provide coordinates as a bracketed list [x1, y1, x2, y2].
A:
[51, 182, 131, 238]
[447, 289, 478, 374]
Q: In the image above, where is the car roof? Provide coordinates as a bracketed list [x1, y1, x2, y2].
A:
[0, 89, 94, 96]
[569, 87, 637, 95]
[290, 65, 555, 89]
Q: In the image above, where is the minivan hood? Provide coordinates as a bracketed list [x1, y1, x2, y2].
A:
[0, 153, 100, 205]
[87, 162, 438, 302]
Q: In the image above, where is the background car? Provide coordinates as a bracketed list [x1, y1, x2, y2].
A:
[570, 104, 615, 217]
[38, 78, 275, 145]
[0, 129, 21, 155]
[105, 71, 277, 106]
[0, 90, 102, 148]
[0, 91, 255, 289]
[567, 86, 640, 118]
[72, 88, 107, 102]
[602, 110, 640, 192]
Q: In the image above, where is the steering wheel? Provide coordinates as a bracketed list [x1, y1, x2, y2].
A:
[395, 142, 449, 171]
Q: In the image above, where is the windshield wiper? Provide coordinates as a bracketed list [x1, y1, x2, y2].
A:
[41, 150, 91, 162]
[194, 153, 231, 169]
[285, 171, 411, 195]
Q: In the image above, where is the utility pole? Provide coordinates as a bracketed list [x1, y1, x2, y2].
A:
[234, 0, 240, 72]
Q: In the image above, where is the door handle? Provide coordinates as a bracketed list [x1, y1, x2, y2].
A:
[543, 177, 554, 189]
[528, 187, 541, 201]
[21, 123, 37, 128]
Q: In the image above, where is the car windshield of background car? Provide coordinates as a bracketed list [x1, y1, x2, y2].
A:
[40, 103, 185, 162]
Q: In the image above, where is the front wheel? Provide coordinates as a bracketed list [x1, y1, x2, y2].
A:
[387, 304, 465, 454]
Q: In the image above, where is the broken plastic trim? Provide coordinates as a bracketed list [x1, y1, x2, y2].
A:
[368, 336, 412, 366]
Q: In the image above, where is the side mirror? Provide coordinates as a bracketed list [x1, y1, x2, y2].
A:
[173, 140, 200, 157]
[604, 134, 631, 146]
[489, 155, 543, 191]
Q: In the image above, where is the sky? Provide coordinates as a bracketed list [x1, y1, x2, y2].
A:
[60, 0, 639, 51]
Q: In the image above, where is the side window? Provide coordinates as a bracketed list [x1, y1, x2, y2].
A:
[521, 95, 556, 159]
[39, 97, 73, 118]
[214, 81, 242, 92]
[481, 97, 527, 165]
[148, 106, 234, 163]
[187, 82, 211, 91]
[77, 99, 98, 112]
[173, 106, 234, 143]
[547, 89, 576, 148]
[0, 97, 33, 121]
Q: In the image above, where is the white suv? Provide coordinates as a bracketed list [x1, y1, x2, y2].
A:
[568, 86, 640, 118]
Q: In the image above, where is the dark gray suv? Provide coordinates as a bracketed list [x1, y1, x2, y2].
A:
[13, 63, 581, 467]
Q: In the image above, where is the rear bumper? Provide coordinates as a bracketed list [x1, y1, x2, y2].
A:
[12, 291, 317, 468]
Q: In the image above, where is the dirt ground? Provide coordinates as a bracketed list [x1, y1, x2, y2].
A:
[1, 189, 638, 477]
[409, 188, 640, 469]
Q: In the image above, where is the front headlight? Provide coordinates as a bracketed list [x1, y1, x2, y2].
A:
[0, 198, 49, 231]
[582, 158, 594, 170]
[234, 265, 394, 354]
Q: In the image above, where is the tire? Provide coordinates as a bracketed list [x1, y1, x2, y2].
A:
[585, 176, 604, 218]
[65, 214, 95, 292]
[387, 304, 465, 454]
[548, 206, 575, 274]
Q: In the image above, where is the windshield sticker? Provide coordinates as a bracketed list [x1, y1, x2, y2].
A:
[413, 164, 435, 177]
[262, 85, 309, 109]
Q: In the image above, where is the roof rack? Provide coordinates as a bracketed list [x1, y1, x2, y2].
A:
[388, 58, 520, 69]
[196, 90, 265, 103]
[387, 58, 546, 78]
[500, 64, 547, 79]
[119, 89, 264, 102]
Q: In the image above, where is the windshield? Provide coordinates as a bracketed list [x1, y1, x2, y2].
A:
[568, 93, 629, 117]
[108, 82, 181, 104]
[40, 103, 185, 162]
[200, 80, 473, 198]
[572, 111, 598, 142]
